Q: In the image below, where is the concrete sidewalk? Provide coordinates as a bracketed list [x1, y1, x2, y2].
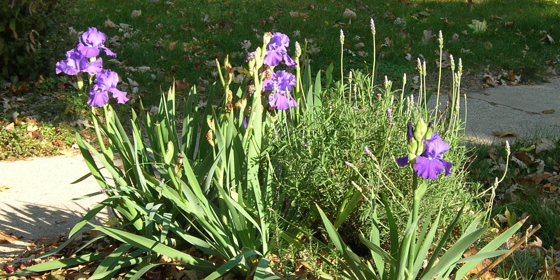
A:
[0, 77, 559, 258]
[452, 78, 560, 144]
[0, 154, 111, 258]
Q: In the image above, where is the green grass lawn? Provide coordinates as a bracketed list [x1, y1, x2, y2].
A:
[61, 0, 560, 105]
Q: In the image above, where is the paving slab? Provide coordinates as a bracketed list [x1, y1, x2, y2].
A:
[430, 78, 560, 144]
[0, 154, 110, 258]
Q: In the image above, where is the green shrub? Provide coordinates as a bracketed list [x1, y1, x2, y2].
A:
[273, 70, 476, 250]
[0, 0, 67, 81]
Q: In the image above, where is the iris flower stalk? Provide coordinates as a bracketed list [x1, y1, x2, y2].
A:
[396, 119, 452, 277]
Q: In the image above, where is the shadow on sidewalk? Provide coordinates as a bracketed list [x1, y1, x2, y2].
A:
[0, 202, 108, 258]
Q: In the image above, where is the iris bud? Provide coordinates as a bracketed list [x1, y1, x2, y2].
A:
[407, 139, 417, 155]
[406, 121, 414, 143]
[416, 141, 425, 156]
[414, 119, 427, 142]
[425, 122, 433, 140]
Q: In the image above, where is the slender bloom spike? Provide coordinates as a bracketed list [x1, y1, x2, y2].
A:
[450, 54, 455, 71]
[340, 29, 345, 45]
[364, 146, 374, 158]
[370, 18, 376, 35]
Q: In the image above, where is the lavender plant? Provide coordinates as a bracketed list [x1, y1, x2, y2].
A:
[311, 23, 523, 280]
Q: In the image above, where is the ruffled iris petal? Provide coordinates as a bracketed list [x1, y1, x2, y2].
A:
[77, 43, 100, 58]
[283, 54, 297, 68]
[87, 85, 109, 107]
[268, 32, 290, 50]
[264, 51, 283, 67]
[82, 27, 106, 47]
[423, 133, 449, 159]
[84, 58, 103, 75]
[414, 156, 444, 180]
[274, 71, 296, 92]
[269, 92, 298, 110]
[86, 69, 128, 107]
[100, 46, 117, 58]
[441, 159, 452, 176]
[55, 49, 102, 76]
[110, 88, 129, 104]
[56, 60, 79, 75]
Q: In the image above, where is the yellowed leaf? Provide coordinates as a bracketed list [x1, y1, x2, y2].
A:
[0, 230, 18, 244]
[169, 41, 178, 50]
[27, 124, 38, 132]
[463, 248, 495, 278]
[4, 122, 15, 131]
[0, 185, 9, 192]
[493, 131, 516, 138]
[542, 109, 555, 114]
[543, 183, 559, 192]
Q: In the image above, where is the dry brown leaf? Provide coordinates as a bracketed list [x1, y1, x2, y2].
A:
[27, 124, 38, 132]
[169, 41, 178, 51]
[463, 248, 495, 278]
[422, 29, 434, 44]
[175, 78, 189, 92]
[0, 230, 18, 244]
[543, 183, 559, 192]
[541, 34, 555, 44]
[523, 172, 552, 184]
[536, 138, 556, 153]
[483, 74, 497, 87]
[105, 18, 116, 29]
[36, 236, 61, 247]
[527, 236, 544, 251]
[130, 10, 142, 18]
[492, 131, 516, 138]
[342, 8, 357, 19]
[513, 151, 534, 165]
[4, 122, 15, 131]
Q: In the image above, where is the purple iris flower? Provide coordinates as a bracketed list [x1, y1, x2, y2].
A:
[264, 32, 297, 68]
[396, 133, 452, 180]
[77, 27, 116, 58]
[264, 70, 295, 92]
[264, 70, 298, 110]
[269, 92, 298, 110]
[87, 69, 128, 107]
[56, 49, 103, 76]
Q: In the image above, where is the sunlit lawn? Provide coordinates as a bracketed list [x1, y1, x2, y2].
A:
[64, 0, 560, 106]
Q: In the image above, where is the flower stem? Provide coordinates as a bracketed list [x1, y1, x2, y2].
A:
[408, 173, 420, 278]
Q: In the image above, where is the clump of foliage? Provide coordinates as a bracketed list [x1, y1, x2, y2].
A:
[1, 23, 524, 280]
[0, 0, 70, 81]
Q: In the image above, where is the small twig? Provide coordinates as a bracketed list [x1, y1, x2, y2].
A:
[475, 221, 541, 278]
